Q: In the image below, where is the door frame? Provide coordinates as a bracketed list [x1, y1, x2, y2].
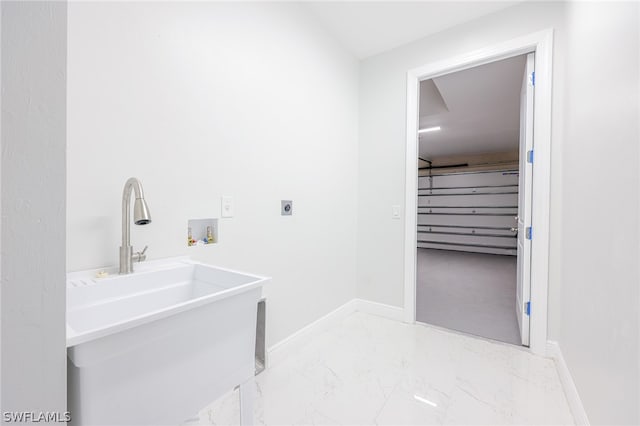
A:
[403, 29, 553, 356]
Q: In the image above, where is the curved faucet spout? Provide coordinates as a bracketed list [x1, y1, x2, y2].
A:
[120, 177, 151, 274]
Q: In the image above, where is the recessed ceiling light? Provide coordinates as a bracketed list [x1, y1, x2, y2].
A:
[418, 126, 441, 134]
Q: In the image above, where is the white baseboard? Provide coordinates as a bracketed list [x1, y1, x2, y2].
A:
[354, 298, 405, 322]
[546, 341, 590, 425]
[266, 299, 404, 368]
[266, 300, 357, 368]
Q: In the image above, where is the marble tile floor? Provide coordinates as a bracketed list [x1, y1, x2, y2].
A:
[192, 312, 574, 425]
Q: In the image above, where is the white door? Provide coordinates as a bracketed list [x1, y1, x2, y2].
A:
[516, 53, 535, 346]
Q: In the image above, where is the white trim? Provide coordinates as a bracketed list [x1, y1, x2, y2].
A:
[546, 341, 590, 425]
[354, 299, 405, 322]
[266, 299, 404, 368]
[267, 300, 357, 368]
[404, 70, 419, 325]
[403, 29, 554, 355]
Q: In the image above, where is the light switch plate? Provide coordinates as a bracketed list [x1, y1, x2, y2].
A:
[221, 196, 234, 218]
[281, 200, 292, 216]
[392, 205, 401, 219]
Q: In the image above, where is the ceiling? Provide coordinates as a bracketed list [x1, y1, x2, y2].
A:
[303, 2, 518, 59]
[419, 54, 526, 159]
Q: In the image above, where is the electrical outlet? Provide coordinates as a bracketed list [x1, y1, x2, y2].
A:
[281, 200, 292, 216]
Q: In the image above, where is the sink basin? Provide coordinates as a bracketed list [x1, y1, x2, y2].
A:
[67, 258, 266, 347]
[66, 257, 269, 425]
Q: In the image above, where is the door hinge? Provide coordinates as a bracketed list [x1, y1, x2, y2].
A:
[525, 301, 531, 316]
[526, 226, 532, 240]
[529, 71, 535, 87]
[527, 150, 534, 164]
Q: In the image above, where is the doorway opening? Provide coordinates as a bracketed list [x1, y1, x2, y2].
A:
[402, 30, 553, 355]
[415, 54, 533, 346]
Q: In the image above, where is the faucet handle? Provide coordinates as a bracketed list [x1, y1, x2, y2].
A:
[133, 245, 148, 263]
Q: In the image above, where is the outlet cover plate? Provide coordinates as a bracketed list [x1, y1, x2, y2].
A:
[221, 196, 234, 218]
[281, 200, 292, 216]
[392, 205, 401, 219]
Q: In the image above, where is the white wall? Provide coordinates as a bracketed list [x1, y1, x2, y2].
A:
[67, 2, 359, 346]
[1, 0, 67, 416]
[358, 2, 639, 424]
[559, 3, 639, 424]
[1, 2, 3, 409]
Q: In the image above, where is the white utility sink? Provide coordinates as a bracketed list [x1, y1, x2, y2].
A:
[66, 257, 269, 426]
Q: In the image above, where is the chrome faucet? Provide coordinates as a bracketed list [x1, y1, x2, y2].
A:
[119, 177, 152, 274]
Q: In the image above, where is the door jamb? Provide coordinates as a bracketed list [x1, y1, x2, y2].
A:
[403, 29, 554, 356]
